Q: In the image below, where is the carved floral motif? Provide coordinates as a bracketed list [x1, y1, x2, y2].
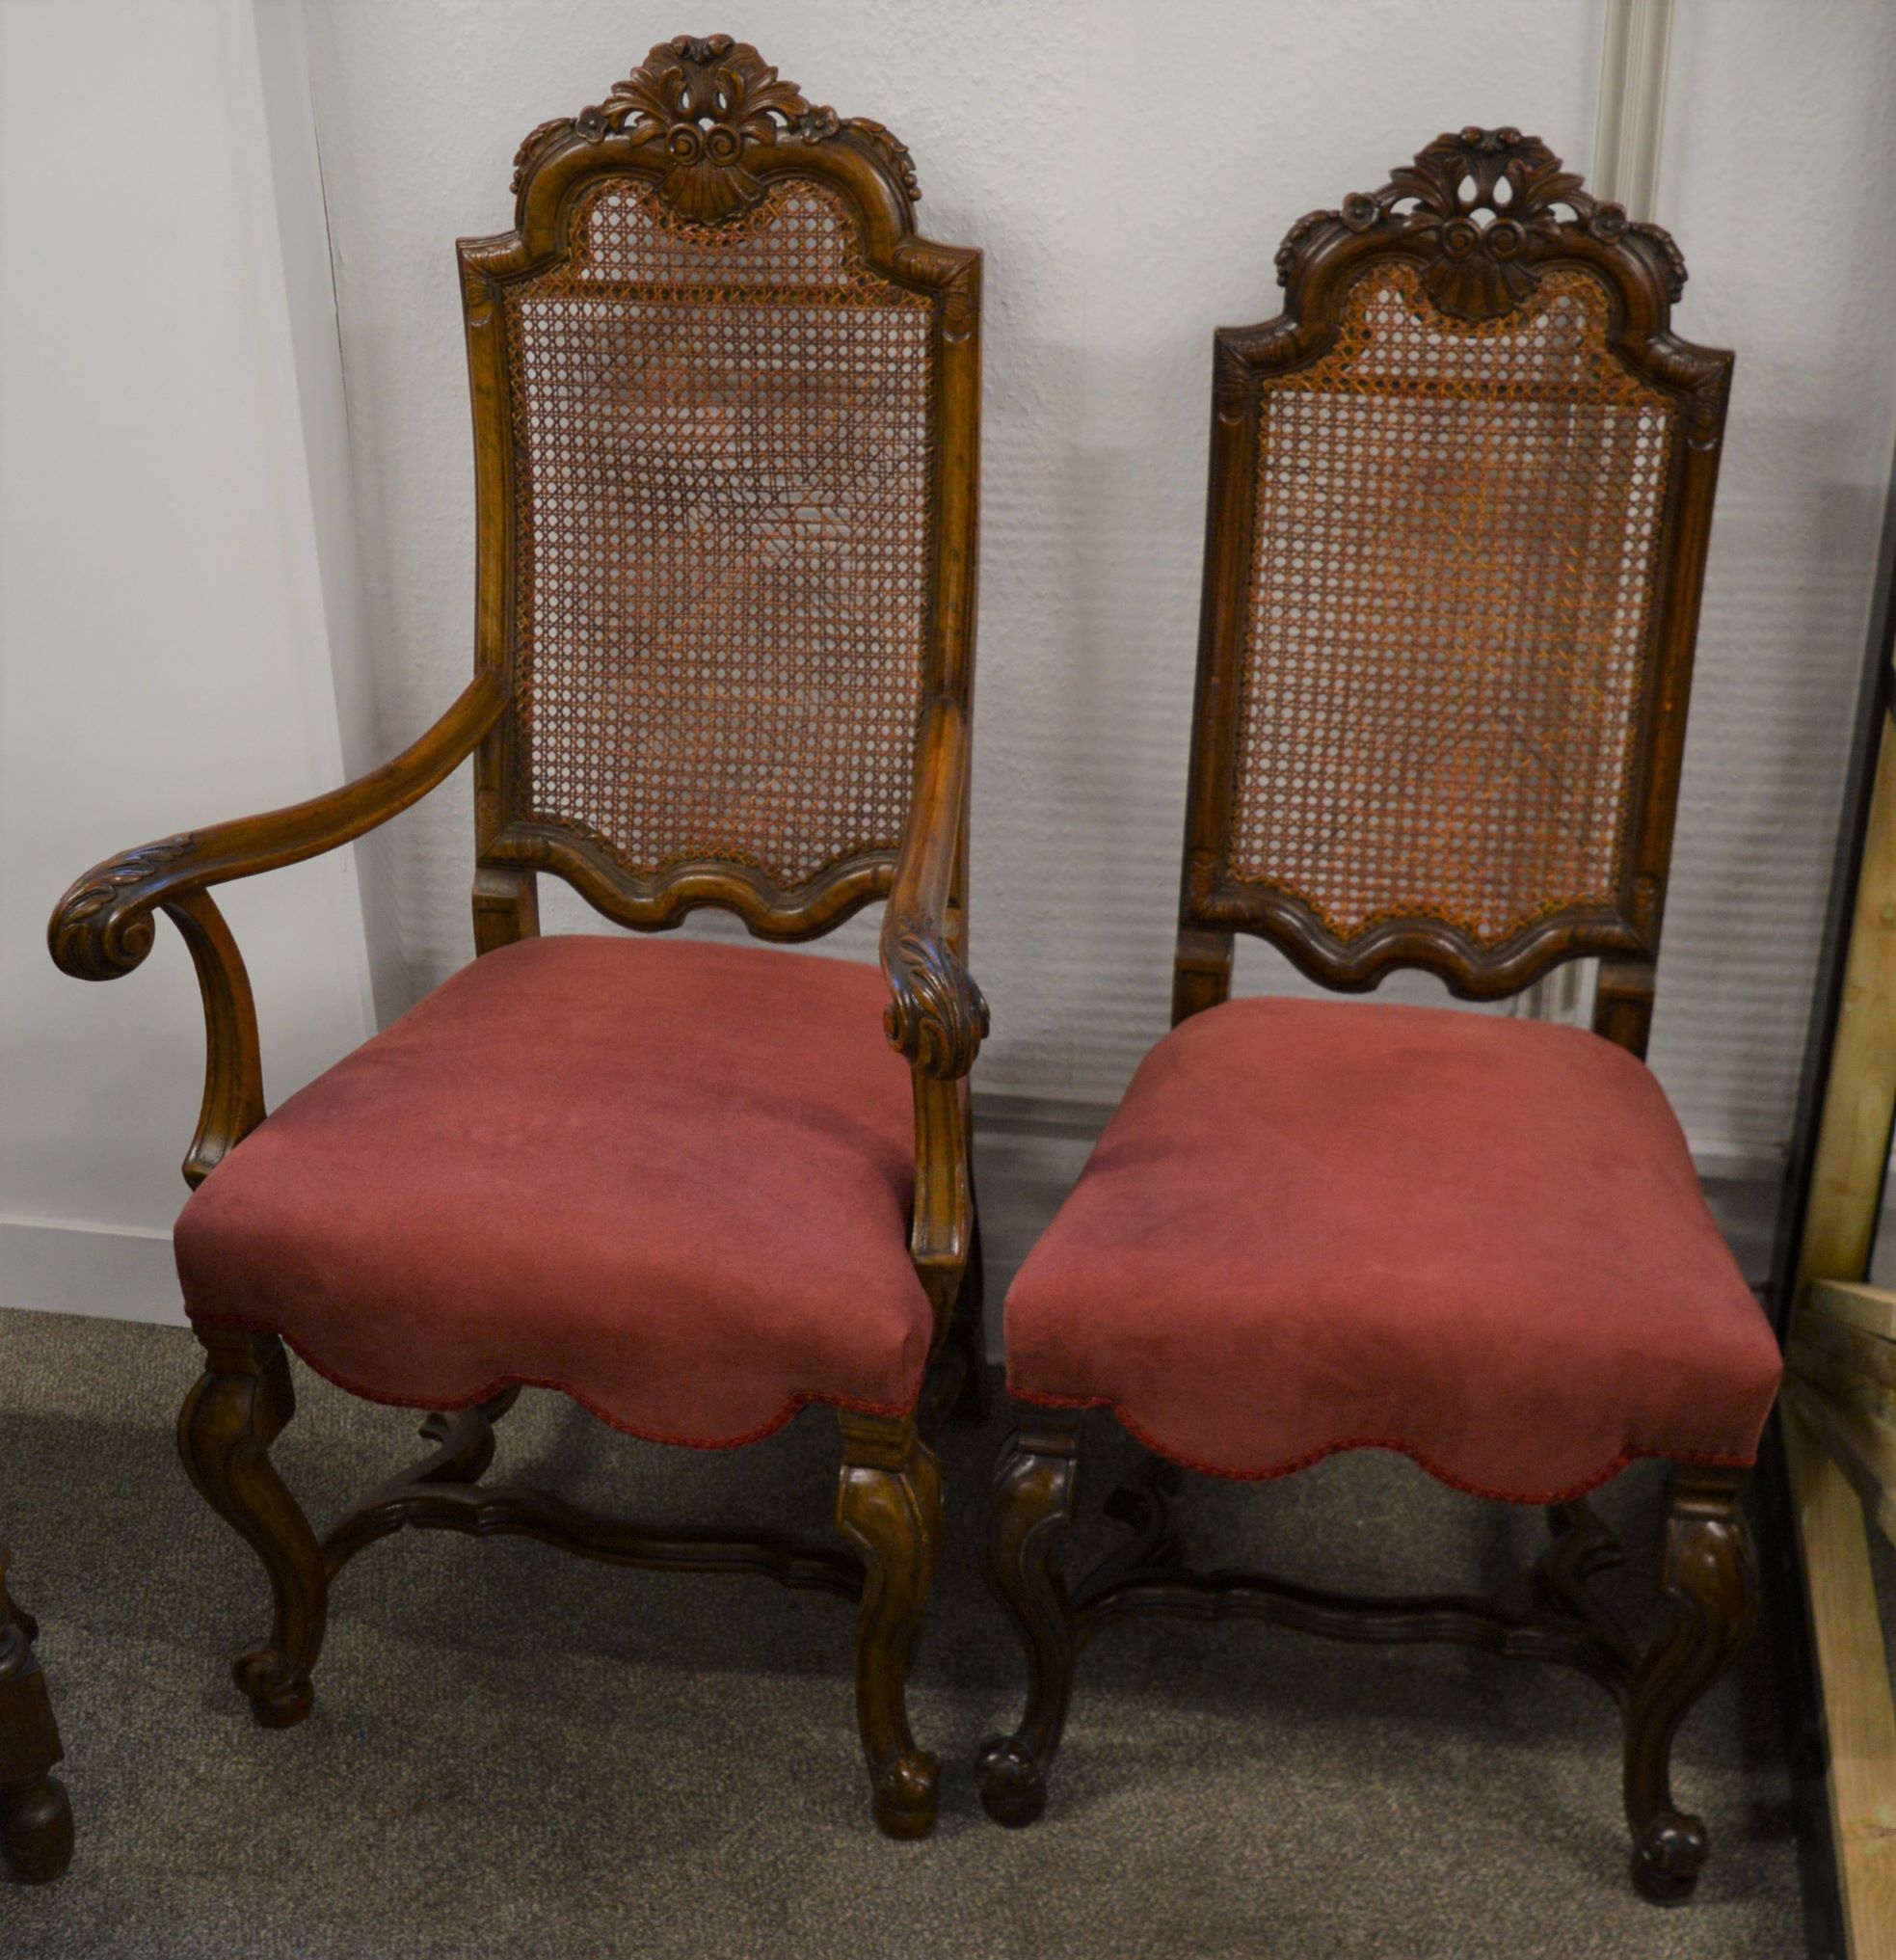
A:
[1275, 127, 1688, 321]
[511, 39, 921, 217]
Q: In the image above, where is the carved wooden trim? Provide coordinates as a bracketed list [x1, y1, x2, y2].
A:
[508, 36, 922, 222]
[983, 1424, 1757, 1898]
[1623, 1467, 1757, 1900]
[975, 1418, 1082, 1827]
[1273, 126, 1685, 322]
[836, 1412, 943, 1838]
[1074, 1536, 1635, 1696]
[322, 1400, 861, 1601]
[176, 1329, 328, 1730]
[883, 919, 988, 1080]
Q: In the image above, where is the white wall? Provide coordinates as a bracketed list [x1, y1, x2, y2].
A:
[0, 0, 379, 1320]
[1649, 0, 1896, 1162]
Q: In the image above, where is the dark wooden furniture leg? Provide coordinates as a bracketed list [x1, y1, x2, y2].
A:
[0, 1550, 71, 1884]
[975, 1416, 1082, 1826]
[836, 1411, 942, 1839]
[1623, 1467, 1758, 1903]
[177, 1328, 328, 1728]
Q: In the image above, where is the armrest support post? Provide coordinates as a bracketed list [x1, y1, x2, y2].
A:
[47, 674, 509, 1188]
[167, 889, 265, 1187]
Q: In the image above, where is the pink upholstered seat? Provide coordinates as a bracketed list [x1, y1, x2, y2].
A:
[1004, 998, 1782, 1501]
[175, 935, 931, 1446]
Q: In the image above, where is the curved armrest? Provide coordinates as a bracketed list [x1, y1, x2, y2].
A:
[49, 674, 507, 982]
[880, 693, 988, 1081]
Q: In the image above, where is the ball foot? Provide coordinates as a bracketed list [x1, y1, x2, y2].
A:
[975, 1735, 1048, 1827]
[869, 1754, 940, 1840]
[234, 1644, 313, 1729]
[1631, 1812, 1707, 1904]
[2, 1775, 73, 1884]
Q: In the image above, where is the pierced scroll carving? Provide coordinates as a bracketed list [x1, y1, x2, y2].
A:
[1275, 127, 1687, 321]
[512, 39, 922, 219]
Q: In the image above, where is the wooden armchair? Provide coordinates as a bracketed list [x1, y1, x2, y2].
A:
[48, 36, 982, 1839]
[978, 130, 1778, 1902]
[0, 1548, 71, 1883]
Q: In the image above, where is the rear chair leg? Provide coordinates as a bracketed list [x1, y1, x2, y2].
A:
[948, 1197, 989, 1424]
[976, 1417, 1082, 1826]
[836, 1412, 942, 1839]
[177, 1329, 328, 1729]
[1623, 1467, 1757, 1903]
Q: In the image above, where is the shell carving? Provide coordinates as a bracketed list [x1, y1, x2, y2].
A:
[511, 39, 921, 216]
[577, 35, 824, 223]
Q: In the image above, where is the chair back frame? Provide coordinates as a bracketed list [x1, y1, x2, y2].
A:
[1173, 128, 1733, 1058]
[457, 36, 980, 948]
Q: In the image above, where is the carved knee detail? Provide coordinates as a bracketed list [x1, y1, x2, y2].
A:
[1623, 1468, 1756, 1904]
[976, 1418, 1082, 1828]
[836, 1413, 943, 1839]
[177, 1329, 328, 1730]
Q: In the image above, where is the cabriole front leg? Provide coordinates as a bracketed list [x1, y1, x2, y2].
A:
[1622, 1467, 1757, 1903]
[975, 1416, 1082, 1826]
[836, 1412, 943, 1839]
[176, 1329, 328, 1729]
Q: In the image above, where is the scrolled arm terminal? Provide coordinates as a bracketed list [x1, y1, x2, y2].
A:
[883, 920, 988, 1080]
[879, 693, 984, 1082]
[49, 674, 507, 983]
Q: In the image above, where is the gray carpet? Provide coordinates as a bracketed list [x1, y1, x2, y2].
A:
[0, 1307, 1802, 1958]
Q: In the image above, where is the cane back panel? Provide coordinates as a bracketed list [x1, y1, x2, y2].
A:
[460, 38, 979, 936]
[1182, 130, 1732, 1000]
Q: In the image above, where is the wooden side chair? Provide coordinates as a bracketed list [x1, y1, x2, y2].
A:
[0, 1547, 72, 1883]
[48, 36, 983, 1839]
[978, 129, 1781, 1903]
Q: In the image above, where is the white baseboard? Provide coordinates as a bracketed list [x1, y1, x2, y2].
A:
[0, 1217, 184, 1326]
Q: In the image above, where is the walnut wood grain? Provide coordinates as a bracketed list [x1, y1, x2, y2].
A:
[175, 1329, 328, 1730]
[981, 1422, 1755, 1903]
[59, 37, 982, 1842]
[975, 1419, 1082, 1828]
[1623, 1468, 1757, 1902]
[836, 1412, 943, 1839]
[50, 672, 506, 984]
[321, 1417, 861, 1602]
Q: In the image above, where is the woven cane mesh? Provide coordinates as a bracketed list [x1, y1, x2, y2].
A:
[503, 175, 935, 891]
[1230, 261, 1676, 946]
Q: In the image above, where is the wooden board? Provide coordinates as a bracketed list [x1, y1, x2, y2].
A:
[1784, 1400, 1896, 1959]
